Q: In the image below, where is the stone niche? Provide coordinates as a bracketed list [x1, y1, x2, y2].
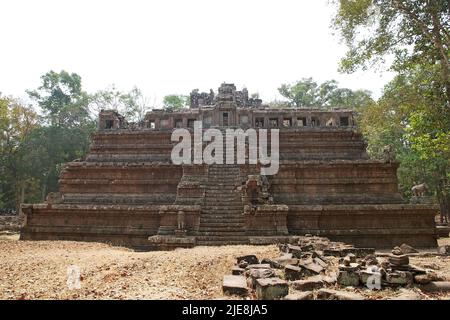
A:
[156, 205, 201, 236]
[243, 204, 289, 236]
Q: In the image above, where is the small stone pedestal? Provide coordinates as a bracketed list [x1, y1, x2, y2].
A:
[243, 204, 289, 236]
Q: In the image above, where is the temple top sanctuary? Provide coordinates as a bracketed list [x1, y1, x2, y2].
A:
[99, 83, 355, 131]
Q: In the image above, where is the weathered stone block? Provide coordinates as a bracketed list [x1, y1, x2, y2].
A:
[222, 275, 248, 296]
[283, 291, 314, 300]
[298, 261, 324, 275]
[385, 271, 413, 286]
[255, 277, 289, 300]
[419, 281, 450, 293]
[237, 255, 258, 265]
[317, 289, 364, 300]
[274, 254, 298, 267]
[399, 243, 418, 254]
[246, 263, 271, 270]
[437, 245, 450, 255]
[284, 264, 303, 281]
[247, 268, 276, 288]
[388, 254, 409, 266]
[337, 270, 360, 287]
[360, 269, 382, 289]
[232, 266, 245, 275]
[291, 279, 324, 291]
[261, 258, 283, 269]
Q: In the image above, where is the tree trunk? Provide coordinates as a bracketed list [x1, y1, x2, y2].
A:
[430, 4, 450, 106]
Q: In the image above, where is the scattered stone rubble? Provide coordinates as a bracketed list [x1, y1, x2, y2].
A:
[222, 236, 450, 300]
[0, 214, 22, 233]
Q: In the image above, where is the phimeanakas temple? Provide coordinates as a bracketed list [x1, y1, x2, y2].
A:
[20, 83, 438, 250]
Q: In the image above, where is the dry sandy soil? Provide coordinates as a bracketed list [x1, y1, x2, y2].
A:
[0, 234, 449, 300]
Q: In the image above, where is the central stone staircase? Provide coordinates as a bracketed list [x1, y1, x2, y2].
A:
[196, 164, 248, 245]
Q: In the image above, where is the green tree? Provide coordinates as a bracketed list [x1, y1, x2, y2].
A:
[331, 0, 450, 104]
[162, 94, 188, 110]
[359, 64, 450, 220]
[278, 78, 318, 107]
[277, 78, 373, 108]
[23, 71, 96, 202]
[0, 95, 38, 211]
[90, 85, 149, 122]
[27, 70, 90, 127]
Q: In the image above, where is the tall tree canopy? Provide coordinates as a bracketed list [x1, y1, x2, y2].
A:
[0, 95, 38, 209]
[332, 0, 450, 104]
[162, 94, 189, 110]
[90, 85, 149, 122]
[278, 78, 374, 108]
[27, 70, 91, 127]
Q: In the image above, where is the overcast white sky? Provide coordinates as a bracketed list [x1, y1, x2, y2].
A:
[0, 0, 394, 105]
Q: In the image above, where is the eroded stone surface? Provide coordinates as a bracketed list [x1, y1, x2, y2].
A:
[255, 277, 289, 300]
[317, 289, 364, 300]
[223, 275, 248, 296]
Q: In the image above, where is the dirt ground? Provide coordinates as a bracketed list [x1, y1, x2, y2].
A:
[0, 234, 449, 300]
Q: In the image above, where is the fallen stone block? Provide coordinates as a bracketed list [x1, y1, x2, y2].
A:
[437, 245, 450, 255]
[261, 258, 283, 269]
[323, 248, 343, 257]
[436, 225, 450, 238]
[245, 263, 271, 270]
[291, 279, 324, 291]
[284, 264, 303, 281]
[223, 275, 248, 296]
[274, 254, 298, 267]
[298, 261, 324, 275]
[419, 281, 450, 293]
[388, 288, 422, 300]
[313, 257, 328, 268]
[392, 246, 403, 256]
[237, 255, 259, 265]
[399, 243, 419, 254]
[314, 274, 337, 285]
[414, 273, 435, 285]
[300, 244, 314, 252]
[346, 253, 357, 263]
[283, 291, 314, 300]
[385, 271, 413, 286]
[341, 248, 375, 258]
[247, 268, 276, 288]
[364, 254, 379, 266]
[317, 288, 364, 300]
[232, 266, 245, 275]
[337, 270, 360, 287]
[338, 263, 360, 272]
[391, 264, 426, 275]
[287, 244, 303, 258]
[388, 254, 409, 266]
[255, 277, 289, 300]
[360, 269, 382, 289]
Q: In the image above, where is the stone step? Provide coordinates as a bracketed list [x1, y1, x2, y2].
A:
[200, 218, 245, 222]
[201, 212, 244, 216]
[200, 220, 245, 225]
[202, 205, 243, 209]
[195, 235, 249, 241]
[195, 237, 249, 245]
[196, 231, 246, 236]
[205, 194, 239, 198]
[202, 203, 242, 207]
[198, 223, 245, 229]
